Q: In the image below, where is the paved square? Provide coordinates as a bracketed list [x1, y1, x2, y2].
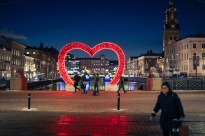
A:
[0, 90, 205, 135]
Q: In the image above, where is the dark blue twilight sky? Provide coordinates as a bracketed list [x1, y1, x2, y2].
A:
[0, 0, 205, 60]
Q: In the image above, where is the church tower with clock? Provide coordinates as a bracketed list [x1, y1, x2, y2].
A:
[163, 0, 180, 50]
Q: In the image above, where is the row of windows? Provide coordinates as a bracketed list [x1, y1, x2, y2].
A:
[169, 53, 189, 61]
[193, 53, 205, 59]
[166, 43, 205, 55]
[26, 51, 37, 55]
[12, 49, 22, 57]
[26, 52, 56, 62]
[0, 64, 10, 70]
[81, 66, 108, 69]
[174, 64, 205, 71]
[81, 61, 109, 63]
[0, 55, 11, 61]
[169, 36, 177, 41]
[81, 63, 109, 66]
[193, 43, 205, 48]
[12, 59, 23, 66]
[93, 68, 106, 71]
[193, 65, 205, 70]
[169, 53, 205, 61]
[181, 65, 188, 71]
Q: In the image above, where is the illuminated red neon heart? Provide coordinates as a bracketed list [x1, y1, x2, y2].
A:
[58, 42, 125, 85]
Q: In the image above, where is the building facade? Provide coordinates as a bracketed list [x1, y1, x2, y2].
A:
[24, 55, 35, 81]
[66, 54, 81, 74]
[25, 47, 58, 80]
[0, 47, 11, 79]
[109, 60, 118, 75]
[79, 54, 109, 74]
[0, 37, 26, 78]
[126, 51, 163, 76]
[164, 37, 205, 77]
[126, 56, 138, 76]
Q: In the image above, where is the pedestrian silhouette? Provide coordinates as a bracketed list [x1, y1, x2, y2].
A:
[93, 73, 99, 96]
[73, 72, 81, 92]
[117, 76, 127, 93]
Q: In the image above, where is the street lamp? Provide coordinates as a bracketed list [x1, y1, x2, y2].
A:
[202, 48, 204, 81]
[171, 55, 174, 76]
[29, 62, 31, 82]
[145, 61, 148, 77]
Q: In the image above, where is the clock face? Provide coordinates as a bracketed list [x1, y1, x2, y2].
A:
[171, 24, 175, 28]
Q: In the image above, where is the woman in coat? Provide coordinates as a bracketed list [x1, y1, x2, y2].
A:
[150, 81, 185, 136]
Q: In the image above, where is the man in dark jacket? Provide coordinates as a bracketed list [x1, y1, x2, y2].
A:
[73, 72, 81, 92]
[117, 76, 127, 93]
[150, 81, 185, 136]
[80, 74, 86, 94]
[93, 73, 100, 96]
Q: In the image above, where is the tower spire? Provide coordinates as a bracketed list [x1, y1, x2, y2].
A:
[163, 0, 180, 50]
[169, 0, 173, 6]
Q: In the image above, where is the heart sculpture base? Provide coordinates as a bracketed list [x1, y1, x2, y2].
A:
[65, 85, 75, 92]
[105, 84, 118, 91]
[65, 84, 119, 92]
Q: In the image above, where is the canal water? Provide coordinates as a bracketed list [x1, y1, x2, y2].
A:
[39, 81, 141, 91]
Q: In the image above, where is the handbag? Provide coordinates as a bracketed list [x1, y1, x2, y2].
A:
[172, 93, 189, 136]
[179, 125, 189, 136]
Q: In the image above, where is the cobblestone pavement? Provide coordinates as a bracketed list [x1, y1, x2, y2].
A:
[0, 90, 205, 136]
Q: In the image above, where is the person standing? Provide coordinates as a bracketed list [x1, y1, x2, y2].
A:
[73, 72, 80, 92]
[150, 81, 185, 136]
[80, 74, 86, 94]
[93, 73, 99, 96]
[117, 76, 126, 93]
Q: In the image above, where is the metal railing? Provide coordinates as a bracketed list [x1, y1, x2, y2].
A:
[162, 79, 205, 90]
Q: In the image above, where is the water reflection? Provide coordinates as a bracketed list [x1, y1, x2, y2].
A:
[47, 81, 139, 91]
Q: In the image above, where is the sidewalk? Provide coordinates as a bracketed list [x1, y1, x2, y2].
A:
[0, 90, 205, 135]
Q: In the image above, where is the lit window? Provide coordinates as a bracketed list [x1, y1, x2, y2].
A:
[27, 52, 29, 54]
[33, 52, 36, 54]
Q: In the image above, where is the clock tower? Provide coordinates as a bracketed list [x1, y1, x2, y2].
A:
[163, 0, 180, 50]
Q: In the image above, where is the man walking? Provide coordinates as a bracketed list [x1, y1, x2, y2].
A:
[93, 73, 99, 96]
[73, 72, 80, 92]
[117, 76, 127, 93]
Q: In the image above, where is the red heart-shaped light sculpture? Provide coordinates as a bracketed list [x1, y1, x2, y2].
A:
[58, 42, 125, 85]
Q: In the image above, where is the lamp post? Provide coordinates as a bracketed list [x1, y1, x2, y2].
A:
[145, 61, 148, 77]
[29, 62, 30, 82]
[155, 58, 159, 74]
[0, 61, 2, 78]
[175, 54, 178, 80]
[171, 55, 174, 78]
[195, 47, 198, 79]
[194, 54, 197, 79]
[202, 48, 204, 84]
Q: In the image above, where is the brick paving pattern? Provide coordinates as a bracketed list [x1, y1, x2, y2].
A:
[0, 90, 205, 135]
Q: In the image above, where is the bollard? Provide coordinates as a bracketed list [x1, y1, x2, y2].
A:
[117, 93, 120, 110]
[172, 119, 180, 136]
[28, 93, 31, 109]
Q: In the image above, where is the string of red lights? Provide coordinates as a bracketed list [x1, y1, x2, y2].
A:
[58, 42, 126, 85]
